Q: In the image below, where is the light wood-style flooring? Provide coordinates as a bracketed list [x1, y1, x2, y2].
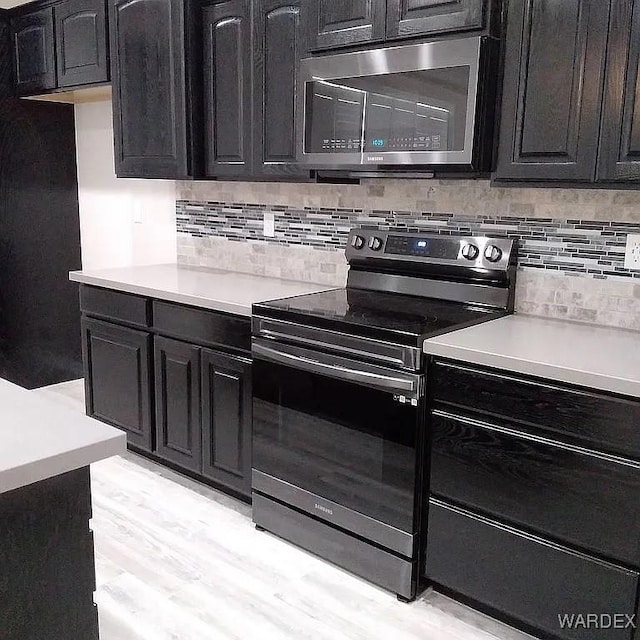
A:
[34, 380, 535, 640]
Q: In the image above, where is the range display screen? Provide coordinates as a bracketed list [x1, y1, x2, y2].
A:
[385, 235, 459, 259]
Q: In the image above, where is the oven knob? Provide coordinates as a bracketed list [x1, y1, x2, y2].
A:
[461, 243, 479, 260]
[351, 235, 365, 250]
[368, 236, 383, 251]
[484, 244, 503, 263]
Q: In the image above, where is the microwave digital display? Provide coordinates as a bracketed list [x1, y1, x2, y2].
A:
[304, 66, 470, 156]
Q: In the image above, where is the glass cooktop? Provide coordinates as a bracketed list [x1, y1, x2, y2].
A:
[253, 287, 506, 347]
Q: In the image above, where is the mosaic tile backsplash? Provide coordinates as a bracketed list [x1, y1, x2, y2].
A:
[176, 179, 640, 331]
[177, 201, 640, 282]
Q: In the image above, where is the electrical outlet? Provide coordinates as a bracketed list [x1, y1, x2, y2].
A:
[625, 234, 640, 270]
[263, 212, 275, 237]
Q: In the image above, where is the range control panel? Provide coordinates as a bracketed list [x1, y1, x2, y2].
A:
[345, 229, 516, 270]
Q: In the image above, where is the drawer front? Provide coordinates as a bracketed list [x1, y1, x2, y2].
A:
[430, 410, 640, 566]
[153, 301, 251, 353]
[432, 360, 640, 459]
[426, 499, 639, 640]
[80, 285, 151, 327]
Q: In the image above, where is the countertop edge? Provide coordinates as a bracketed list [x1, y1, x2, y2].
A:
[70, 272, 252, 317]
[423, 342, 640, 399]
[0, 432, 126, 495]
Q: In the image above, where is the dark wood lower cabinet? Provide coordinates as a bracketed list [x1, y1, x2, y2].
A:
[201, 349, 252, 498]
[80, 286, 253, 500]
[154, 337, 202, 473]
[427, 357, 640, 640]
[82, 317, 153, 452]
[0, 468, 99, 640]
[426, 499, 639, 640]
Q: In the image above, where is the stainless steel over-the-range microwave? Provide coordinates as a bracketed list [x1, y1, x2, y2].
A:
[297, 36, 498, 173]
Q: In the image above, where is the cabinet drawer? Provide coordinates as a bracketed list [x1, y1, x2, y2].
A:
[153, 301, 250, 353]
[80, 285, 151, 327]
[430, 410, 640, 566]
[432, 360, 640, 459]
[426, 499, 639, 640]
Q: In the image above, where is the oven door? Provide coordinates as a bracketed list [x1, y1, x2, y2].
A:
[297, 36, 485, 169]
[251, 338, 424, 557]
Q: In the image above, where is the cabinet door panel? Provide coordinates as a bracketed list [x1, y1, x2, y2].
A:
[56, 0, 109, 87]
[386, 0, 485, 39]
[304, 0, 386, 51]
[12, 8, 56, 95]
[430, 410, 640, 566]
[432, 360, 640, 459]
[203, 0, 251, 178]
[82, 317, 153, 451]
[154, 337, 202, 472]
[253, 0, 307, 179]
[495, 0, 609, 181]
[426, 499, 639, 640]
[201, 349, 252, 498]
[110, 0, 190, 178]
[598, 0, 640, 180]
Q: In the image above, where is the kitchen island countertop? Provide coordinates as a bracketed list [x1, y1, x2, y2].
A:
[0, 378, 125, 494]
[423, 314, 640, 398]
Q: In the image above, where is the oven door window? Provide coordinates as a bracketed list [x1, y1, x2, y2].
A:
[304, 66, 470, 155]
[252, 358, 419, 533]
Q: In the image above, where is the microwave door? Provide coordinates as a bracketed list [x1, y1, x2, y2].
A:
[298, 36, 482, 168]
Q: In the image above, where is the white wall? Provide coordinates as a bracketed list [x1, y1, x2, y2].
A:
[74, 100, 177, 269]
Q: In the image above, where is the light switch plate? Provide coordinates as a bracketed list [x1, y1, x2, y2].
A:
[624, 234, 640, 270]
[263, 212, 275, 237]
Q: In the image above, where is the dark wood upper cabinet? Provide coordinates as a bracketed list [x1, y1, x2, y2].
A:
[598, 0, 640, 181]
[154, 337, 203, 473]
[252, 0, 306, 178]
[201, 349, 252, 498]
[303, 0, 386, 51]
[495, 0, 610, 182]
[203, 0, 252, 178]
[109, 0, 201, 178]
[12, 8, 56, 95]
[385, 0, 486, 39]
[56, 0, 109, 87]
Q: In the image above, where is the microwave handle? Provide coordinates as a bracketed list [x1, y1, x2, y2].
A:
[252, 339, 421, 398]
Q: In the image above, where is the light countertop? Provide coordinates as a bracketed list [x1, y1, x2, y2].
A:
[70, 264, 334, 316]
[423, 314, 640, 398]
[0, 379, 125, 494]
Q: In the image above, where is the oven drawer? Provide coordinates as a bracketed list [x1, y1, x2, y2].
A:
[430, 410, 640, 566]
[425, 499, 639, 640]
[432, 360, 640, 459]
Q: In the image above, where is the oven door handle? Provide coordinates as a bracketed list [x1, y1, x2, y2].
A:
[252, 339, 422, 398]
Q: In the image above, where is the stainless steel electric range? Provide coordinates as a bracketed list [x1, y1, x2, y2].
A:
[250, 229, 518, 601]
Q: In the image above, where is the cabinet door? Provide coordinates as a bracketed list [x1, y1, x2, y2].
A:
[598, 0, 640, 181]
[385, 0, 485, 39]
[201, 349, 252, 498]
[495, 0, 610, 182]
[154, 337, 202, 473]
[426, 499, 639, 640]
[55, 0, 109, 88]
[253, 0, 307, 179]
[303, 0, 386, 51]
[203, 0, 252, 178]
[82, 317, 153, 451]
[109, 0, 190, 178]
[12, 8, 56, 95]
